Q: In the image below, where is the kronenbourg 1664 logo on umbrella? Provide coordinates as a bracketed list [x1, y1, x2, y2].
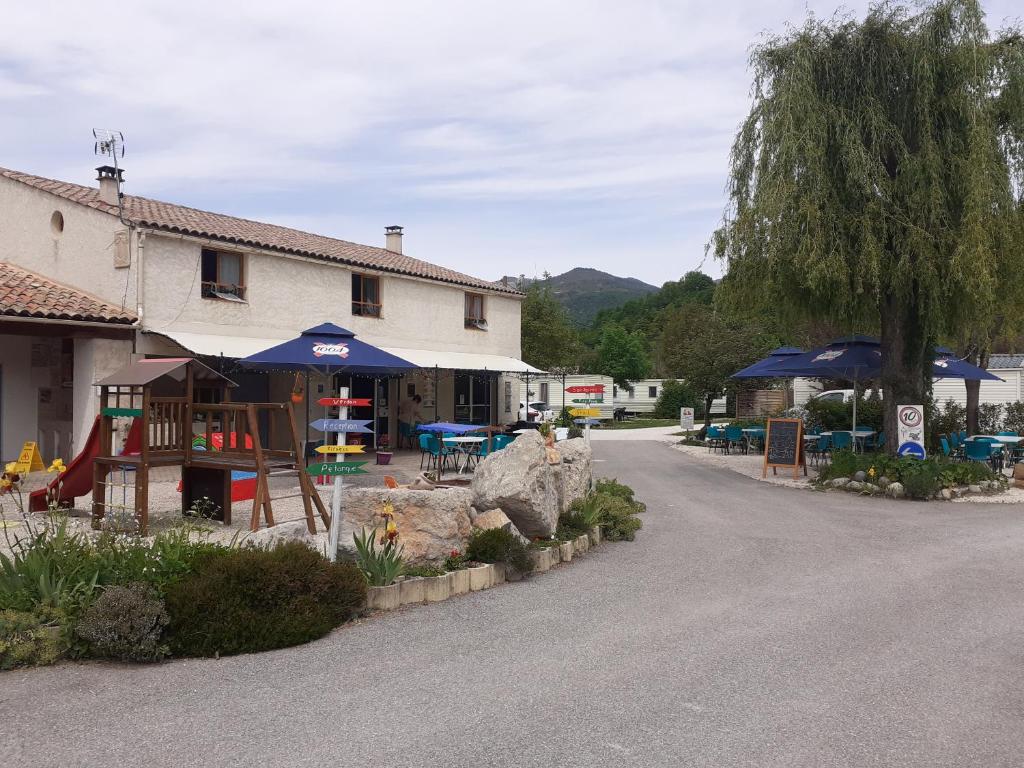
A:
[312, 342, 349, 358]
[813, 349, 845, 362]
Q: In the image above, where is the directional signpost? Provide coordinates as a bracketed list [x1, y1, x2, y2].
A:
[306, 461, 369, 476]
[311, 391, 373, 562]
[565, 384, 605, 444]
[315, 444, 366, 455]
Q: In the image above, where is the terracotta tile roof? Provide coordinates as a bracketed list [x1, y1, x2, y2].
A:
[0, 262, 136, 324]
[0, 167, 521, 296]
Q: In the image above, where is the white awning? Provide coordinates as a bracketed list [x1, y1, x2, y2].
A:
[143, 330, 292, 359]
[382, 346, 544, 374]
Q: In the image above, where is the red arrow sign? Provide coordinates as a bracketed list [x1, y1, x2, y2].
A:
[318, 397, 372, 407]
[565, 385, 605, 394]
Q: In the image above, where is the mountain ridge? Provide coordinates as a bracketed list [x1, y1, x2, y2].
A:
[498, 267, 659, 326]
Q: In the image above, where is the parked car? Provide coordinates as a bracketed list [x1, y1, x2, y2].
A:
[810, 388, 882, 403]
[518, 401, 540, 422]
[530, 401, 555, 422]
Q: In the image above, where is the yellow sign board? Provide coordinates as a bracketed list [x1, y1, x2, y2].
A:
[315, 444, 366, 455]
[569, 408, 600, 418]
[12, 441, 45, 474]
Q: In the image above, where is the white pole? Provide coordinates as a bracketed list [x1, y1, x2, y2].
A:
[851, 371, 858, 453]
[327, 385, 348, 563]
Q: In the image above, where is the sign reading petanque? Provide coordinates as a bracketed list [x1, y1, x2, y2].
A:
[306, 461, 369, 476]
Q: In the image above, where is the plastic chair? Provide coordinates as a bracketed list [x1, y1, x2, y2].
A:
[383, 476, 399, 489]
[959, 430, 968, 443]
[724, 425, 746, 454]
[807, 434, 830, 467]
[874, 431, 885, 451]
[939, 436, 951, 457]
[418, 433, 433, 470]
[706, 426, 725, 453]
[831, 431, 853, 452]
[492, 434, 512, 451]
[997, 430, 1018, 436]
[964, 439, 996, 466]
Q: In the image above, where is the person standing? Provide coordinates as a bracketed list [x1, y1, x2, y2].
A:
[398, 394, 423, 449]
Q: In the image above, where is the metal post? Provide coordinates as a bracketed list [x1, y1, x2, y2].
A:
[327, 385, 348, 563]
[434, 366, 439, 422]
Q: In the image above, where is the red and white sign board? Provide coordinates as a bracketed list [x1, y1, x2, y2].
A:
[565, 385, 605, 394]
[318, 397, 372, 408]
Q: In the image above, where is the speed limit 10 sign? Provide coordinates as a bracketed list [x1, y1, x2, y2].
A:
[896, 404, 926, 458]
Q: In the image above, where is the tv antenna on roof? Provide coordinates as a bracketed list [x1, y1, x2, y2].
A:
[93, 128, 124, 160]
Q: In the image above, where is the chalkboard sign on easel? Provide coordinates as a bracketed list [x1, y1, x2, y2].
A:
[763, 418, 807, 479]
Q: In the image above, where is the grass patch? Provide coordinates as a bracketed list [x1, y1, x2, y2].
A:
[599, 418, 679, 430]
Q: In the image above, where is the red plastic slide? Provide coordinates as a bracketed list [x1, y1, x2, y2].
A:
[29, 416, 102, 512]
[28, 417, 142, 512]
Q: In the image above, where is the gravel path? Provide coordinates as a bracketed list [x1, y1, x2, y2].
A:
[3, 441, 1024, 767]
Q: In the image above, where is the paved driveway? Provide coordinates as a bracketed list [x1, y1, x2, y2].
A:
[3, 441, 1024, 767]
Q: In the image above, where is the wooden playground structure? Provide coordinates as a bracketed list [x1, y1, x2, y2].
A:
[91, 358, 329, 535]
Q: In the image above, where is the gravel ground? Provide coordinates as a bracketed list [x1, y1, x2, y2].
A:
[3, 441, 1024, 767]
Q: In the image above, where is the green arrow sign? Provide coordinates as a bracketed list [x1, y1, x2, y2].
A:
[570, 398, 603, 404]
[306, 462, 369, 476]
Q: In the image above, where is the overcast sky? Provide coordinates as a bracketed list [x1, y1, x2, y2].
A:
[1, 1, 1019, 287]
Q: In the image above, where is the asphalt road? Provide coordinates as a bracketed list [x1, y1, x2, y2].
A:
[3, 441, 1024, 767]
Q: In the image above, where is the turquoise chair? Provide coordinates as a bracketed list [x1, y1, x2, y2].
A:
[724, 425, 746, 454]
[831, 431, 853, 452]
[959, 430, 968, 443]
[939, 436, 951, 457]
[706, 426, 726, 453]
[875, 431, 885, 450]
[492, 434, 512, 451]
[807, 434, 831, 466]
[964, 439, 995, 466]
[418, 432, 433, 470]
[997, 430, 1018, 436]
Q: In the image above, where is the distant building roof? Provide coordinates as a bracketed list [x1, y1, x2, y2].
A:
[0, 262, 136, 325]
[0, 167, 521, 296]
[989, 354, 1024, 369]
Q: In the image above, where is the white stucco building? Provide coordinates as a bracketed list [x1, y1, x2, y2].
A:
[0, 164, 536, 461]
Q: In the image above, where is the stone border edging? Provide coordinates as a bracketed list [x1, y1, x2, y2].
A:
[364, 525, 604, 613]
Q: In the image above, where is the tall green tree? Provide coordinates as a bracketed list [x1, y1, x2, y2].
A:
[595, 325, 650, 388]
[657, 304, 774, 433]
[520, 281, 582, 371]
[713, 1, 1024, 452]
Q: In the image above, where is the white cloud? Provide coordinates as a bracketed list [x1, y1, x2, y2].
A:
[0, 0, 1019, 283]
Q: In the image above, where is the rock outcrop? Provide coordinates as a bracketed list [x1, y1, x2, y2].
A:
[471, 430, 559, 537]
[338, 487, 473, 565]
[554, 438, 593, 511]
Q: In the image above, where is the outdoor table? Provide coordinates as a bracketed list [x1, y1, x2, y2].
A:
[443, 435, 486, 474]
[965, 435, 1023, 444]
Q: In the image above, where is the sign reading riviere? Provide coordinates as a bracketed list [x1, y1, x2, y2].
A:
[762, 418, 807, 479]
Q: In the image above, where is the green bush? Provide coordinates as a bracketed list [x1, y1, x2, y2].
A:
[0, 608, 67, 670]
[599, 496, 644, 541]
[653, 380, 698, 419]
[929, 399, 966, 442]
[164, 542, 366, 658]
[465, 528, 533, 575]
[1003, 401, 1024, 434]
[819, 448, 1001, 494]
[75, 583, 169, 663]
[556, 512, 589, 540]
[804, 392, 883, 434]
[977, 403, 1004, 434]
[899, 462, 941, 500]
[0, 520, 100, 613]
[594, 478, 646, 512]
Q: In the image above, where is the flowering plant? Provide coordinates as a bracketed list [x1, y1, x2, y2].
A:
[444, 549, 467, 571]
[352, 501, 405, 586]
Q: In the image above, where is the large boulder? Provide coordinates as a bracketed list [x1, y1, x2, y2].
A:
[338, 487, 474, 565]
[472, 507, 528, 543]
[471, 430, 559, 537]
[555, 438, 593, 511]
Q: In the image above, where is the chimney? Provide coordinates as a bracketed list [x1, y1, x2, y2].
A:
[385, 225, 403, 254]
[96, 165, 123, 206]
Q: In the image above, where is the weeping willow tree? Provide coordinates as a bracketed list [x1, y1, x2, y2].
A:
[713, 0, 1024, 452]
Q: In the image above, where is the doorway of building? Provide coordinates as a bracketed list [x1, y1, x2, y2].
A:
[454, 373, 492, 424]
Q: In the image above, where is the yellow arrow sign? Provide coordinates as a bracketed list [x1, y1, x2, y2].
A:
[569, 408, 600, 418]
[315, 444, 366, 455]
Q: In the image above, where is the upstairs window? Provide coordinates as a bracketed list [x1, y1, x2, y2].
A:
[465, 292, 487, 330]
[201, 248, 246, 301]
[352, 274, 382, 317]
[648, 386, 658, 399]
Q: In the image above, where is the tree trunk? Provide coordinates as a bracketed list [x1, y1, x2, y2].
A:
[879, 292, 931, 456]
[962, 346, 988, 436]
[698, 393, 714, 439]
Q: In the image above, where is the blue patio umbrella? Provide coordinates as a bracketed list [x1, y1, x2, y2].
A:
[732, 346, 804, 378]
[241, 324, 418, 559]
[759, 335, 1002, 439]
[240, 323, 417, 376]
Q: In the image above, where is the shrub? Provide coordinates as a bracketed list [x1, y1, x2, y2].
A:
[556, 512, 589, 540]
[567, 426, 584, 439]
[568, 493, 606, 529]
[465, 528, 532, 575]
[977, 403, 1004, 435]
[900, 462, 941, 500]
[0, 608, 67, 670]
[595, 478, 646, 512]
[401, 564, 445, 578]
[164, 542, 366, 658]
[598, 496, 644, 541]
[653, 380, 697, 419]
[75, 583, 169, 663]
[352, 525, 404, 586]
[929, 398, 966, 442]
[444, 550, 467, 571]
[1003, 401, 1024, 434]
[0, 520, 100, 613]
